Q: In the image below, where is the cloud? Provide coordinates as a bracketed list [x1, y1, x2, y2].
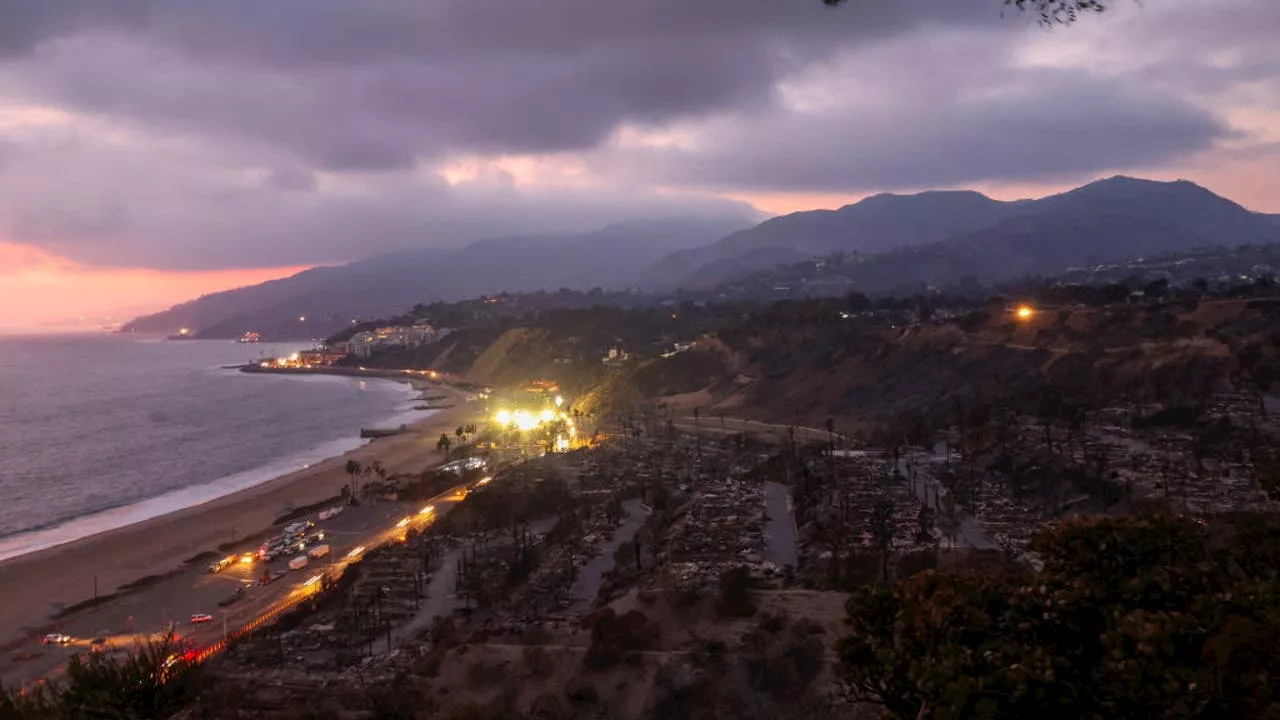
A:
[0, 0, 1275, 276]
[0, 0, 1011, 172]
[0, 109, 756, 269]
[263, 166, 318, 193]
[594, 31, 1229, 192]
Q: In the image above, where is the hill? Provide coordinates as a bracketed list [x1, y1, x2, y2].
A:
[667, 177, 1280, 291]
[645, 189, 1019, 289]
[122, 217, 748, 339]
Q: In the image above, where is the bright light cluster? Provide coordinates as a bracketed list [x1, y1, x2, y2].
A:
[492, 405, 580, 451]
[494, 409, 547, 431]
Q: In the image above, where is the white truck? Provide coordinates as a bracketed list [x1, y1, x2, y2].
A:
[308, 544, 330, 559]
[288, 555, 309, 571]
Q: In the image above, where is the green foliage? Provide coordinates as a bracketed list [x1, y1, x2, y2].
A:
[837, 514, 1280, 720]
[1, 634, 203, 720]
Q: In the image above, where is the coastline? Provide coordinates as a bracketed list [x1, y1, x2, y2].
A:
[0, 373, 479, 647]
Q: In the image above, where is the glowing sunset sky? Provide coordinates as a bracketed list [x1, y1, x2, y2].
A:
[0, 0, 1276, 328]
[0, 243, 308, 331]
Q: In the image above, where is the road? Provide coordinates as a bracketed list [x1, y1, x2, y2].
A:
[1, 480, 477, 685]
[897, 452, 994, 549]
[762, 481, 799, 569]
[569, 500, 648, 612]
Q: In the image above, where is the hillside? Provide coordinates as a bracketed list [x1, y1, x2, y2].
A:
[372, 293, 1280, 435]
[670, 176, 1280, 292]
[122, 217, 748, 339]
[645, 189, 1019, 289]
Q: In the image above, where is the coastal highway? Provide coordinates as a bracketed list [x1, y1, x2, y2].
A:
[0, 481, 475, 687]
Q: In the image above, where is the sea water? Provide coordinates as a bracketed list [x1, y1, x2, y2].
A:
[0, 333, 429, 562]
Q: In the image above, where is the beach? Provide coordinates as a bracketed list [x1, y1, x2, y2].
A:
[0, 386, 479, 654]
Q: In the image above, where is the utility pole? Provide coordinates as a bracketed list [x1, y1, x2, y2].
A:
[93, 574, 98, 610]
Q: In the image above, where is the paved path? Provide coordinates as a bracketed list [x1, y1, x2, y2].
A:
[761, 482, 798, 568]
[569, 500, 648, 612]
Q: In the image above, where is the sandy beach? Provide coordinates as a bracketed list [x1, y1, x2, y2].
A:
[0, 383, 480, 651]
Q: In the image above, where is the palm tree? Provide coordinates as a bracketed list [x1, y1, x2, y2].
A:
[437, 433, 452, 459]
[344, 459, 363, 503]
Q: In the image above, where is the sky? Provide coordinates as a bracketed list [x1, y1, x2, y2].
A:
[0, 0, 1277, 328]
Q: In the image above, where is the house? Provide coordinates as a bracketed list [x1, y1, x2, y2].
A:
[347, 322, 443, 358]
[297, 349, 347, 367]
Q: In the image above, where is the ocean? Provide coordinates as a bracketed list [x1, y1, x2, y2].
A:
[0, 333, 429, 562]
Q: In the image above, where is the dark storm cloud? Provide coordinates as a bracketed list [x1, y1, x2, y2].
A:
[614, 69, 1229, 192]
[0, 0, 1005, 169]
[0, 0, 1272, 271]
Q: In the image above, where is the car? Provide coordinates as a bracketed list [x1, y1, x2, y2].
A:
[190, 613, 214, 624]
[41, 633, 72, 646]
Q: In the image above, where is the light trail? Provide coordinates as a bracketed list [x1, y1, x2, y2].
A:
[182, 481, 465, 667]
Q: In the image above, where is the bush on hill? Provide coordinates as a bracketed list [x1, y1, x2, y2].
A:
[838, 513, 1280, 719]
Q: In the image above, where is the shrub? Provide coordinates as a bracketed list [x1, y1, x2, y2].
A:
[521, 646, 554, 678]
[528, 692, 565, 720]
[1, 633, 204, 720]
[519, 627, 554, 646]
[757, 609, 790, 634]
[583, 609, 656, 670]
[566, 678, 598, 705]
[839, 514, 1280, 720]
[466, 659, 509, 687]
[715, 566, 757, 618]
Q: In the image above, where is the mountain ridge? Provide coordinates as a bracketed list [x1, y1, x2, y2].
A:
[124, 176, 1280, 339]
[121, 216, 750, 339]
[641, 188, 1022, 289]
[679, 176, 1280, 291]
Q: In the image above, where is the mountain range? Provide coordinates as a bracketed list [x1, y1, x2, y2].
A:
[122, 217, 748, 340]
[123, 176, 1280, 339]
[662, 176, 1280, 291]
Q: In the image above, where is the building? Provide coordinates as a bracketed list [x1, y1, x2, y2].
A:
[297, 349, 347, 367]
[347, 322, 444, 358]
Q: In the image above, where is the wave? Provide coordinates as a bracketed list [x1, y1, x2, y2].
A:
[0, 376, 435, 564]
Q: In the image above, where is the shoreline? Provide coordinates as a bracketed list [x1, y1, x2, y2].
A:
[0, 369, 427, 564]
[0, 371, 479, 647]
